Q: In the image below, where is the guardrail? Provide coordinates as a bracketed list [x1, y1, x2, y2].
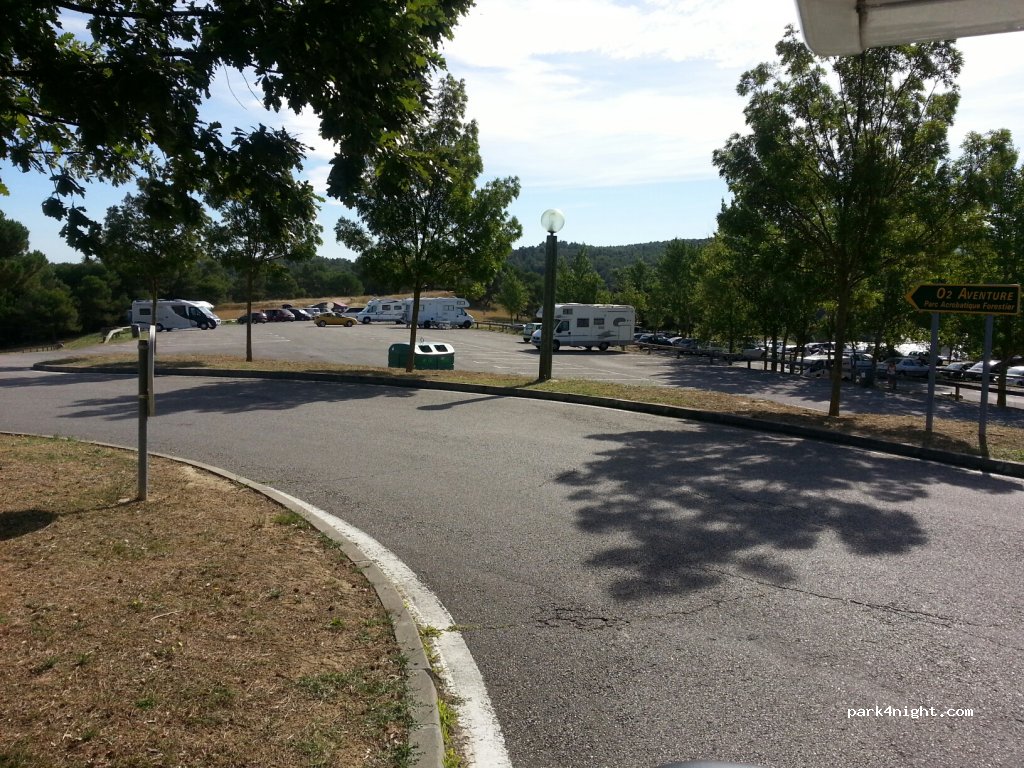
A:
[4, 342, 65, 353]
[474, 320, 519, 333]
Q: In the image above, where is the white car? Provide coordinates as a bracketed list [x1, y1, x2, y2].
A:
[800, 353, 874, 379]
[521, 322, 542, 342]
[892, 357, 931, 377]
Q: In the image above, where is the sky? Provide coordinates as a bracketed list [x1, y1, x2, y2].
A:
[5, 0, 1024, 265]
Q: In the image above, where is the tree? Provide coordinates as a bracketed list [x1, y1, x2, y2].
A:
[3, 0, 473, 253]
[713, 27, 961, 416]
[496, 268, 529, 322]
[99, 175, 208, 318]
[336, 75, 521, 372]
[54, 259, 128, 332]
[0, 211, 78, 346]
[207, 126, 322, 361]
[953, 129, 1024, 406]
[612, 260, 656, 328]
[557, 248, 608, 304]
[656, 240, 703, 335]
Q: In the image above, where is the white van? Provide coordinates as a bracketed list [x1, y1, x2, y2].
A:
[402, 297, 474, 329]
[354, 298, 407, 324]
[530, 303, 635, 351]
[130, 299, 221, 331]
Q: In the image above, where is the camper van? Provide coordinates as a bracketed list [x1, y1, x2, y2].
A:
[130, 299, 221, 331]
[530, 303, 635, 351]
[354, 298, 407, 324]
[402, 297, 474, 329]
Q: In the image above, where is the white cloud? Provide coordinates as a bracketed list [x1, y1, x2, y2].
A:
[443, 0, 796, 188]
[207, 3, 1024, 252]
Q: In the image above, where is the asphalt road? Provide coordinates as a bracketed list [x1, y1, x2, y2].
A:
[2, 352, 1022, 768]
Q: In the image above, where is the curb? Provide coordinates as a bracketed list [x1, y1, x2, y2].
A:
[32, 362, 1024, 480]
[1, 431, 444, 768]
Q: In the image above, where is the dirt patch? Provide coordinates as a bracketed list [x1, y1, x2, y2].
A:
[0, 435, 412, 768]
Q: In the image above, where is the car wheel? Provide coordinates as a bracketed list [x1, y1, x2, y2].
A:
[552, 340, 560, 351]
[198, 321, 208, 330]
[316, 319, 326, 327]
[462, 321, 472, 329]
[422, 320, 431, 329]
[362, 317, 371, 324]
[156, 324, 164, 332]
[599, 342, 609, 351]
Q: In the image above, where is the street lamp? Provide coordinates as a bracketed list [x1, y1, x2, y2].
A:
[538, 209, 564, 382]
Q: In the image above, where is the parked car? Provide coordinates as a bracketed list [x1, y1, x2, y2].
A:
[289, 308, 313, 321]
[800, 352, 874, 379]
[965, 360, 999, 381]
[304, 307, 322, 317]
[315, 312, 357, 327]
[738, 343, 766, 360]
[643, 334, 681, 347]
[236, 311, 267, 324]
[264, 308, 295, 322]
[672, 338, 701, 351]
[1006, 365, 1024, 386]
[522, 322, 542, 342]
[966, 356, 1024, 381]
[938, 360, 975, 380]
[344, 306, 364, 315]
[892, 357, 931, 377]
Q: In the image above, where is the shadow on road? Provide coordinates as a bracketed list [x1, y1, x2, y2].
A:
[5, 372, 418, 420]
[557, 424, 1020, 600]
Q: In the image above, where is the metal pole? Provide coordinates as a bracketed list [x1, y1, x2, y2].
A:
[538, 232, 557, 381]
[137, 332, 150, 500]
[925, 312, 939, 435]
[979, 314, 993, 456]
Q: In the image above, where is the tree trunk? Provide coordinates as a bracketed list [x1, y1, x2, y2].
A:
[829, 284, 852, 417]
[245, 267, 254, 363]
[405, 288, 422, 373]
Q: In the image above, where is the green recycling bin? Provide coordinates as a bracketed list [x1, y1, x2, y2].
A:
[387, 342, 455, 370]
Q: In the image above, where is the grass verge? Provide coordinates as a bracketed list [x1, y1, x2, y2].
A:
[0, 435, 414, 768]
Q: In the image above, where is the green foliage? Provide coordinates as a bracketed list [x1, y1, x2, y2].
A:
[4, 0, 474, 255]
[0, 212, 79, 346]
[337, 76, 521, 369]
[713, 27, 962, 415]
[495, 268, 529, 321]
[556, 248, 608, 303]
[99, 174, 208, 307]
[206, 126, 322, 360]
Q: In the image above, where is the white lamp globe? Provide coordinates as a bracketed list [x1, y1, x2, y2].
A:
[541, 209, 565, 234]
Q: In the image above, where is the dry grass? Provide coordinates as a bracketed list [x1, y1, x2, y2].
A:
[0, 435, 413, 768]
[40, 352, 1024, 464]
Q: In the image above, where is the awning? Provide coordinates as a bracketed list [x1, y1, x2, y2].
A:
[795, 0, 1024, 56]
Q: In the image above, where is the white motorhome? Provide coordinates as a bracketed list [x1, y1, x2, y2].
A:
[130, 299, 221, 331]
[530, 303, 635, 351]
[402, 297, 474, 329]
[354, 298, 407, 324]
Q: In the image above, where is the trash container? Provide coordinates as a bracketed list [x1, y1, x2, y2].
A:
[387, 342, 455, 370]
[131, 324, 141, 338]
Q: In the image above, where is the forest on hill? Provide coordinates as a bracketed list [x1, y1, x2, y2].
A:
[507, 239, 710, 285]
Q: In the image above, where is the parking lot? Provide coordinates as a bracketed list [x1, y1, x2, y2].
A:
[122, 321, 1024, 420]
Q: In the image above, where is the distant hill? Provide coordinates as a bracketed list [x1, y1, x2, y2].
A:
[508, 238, 711, 283]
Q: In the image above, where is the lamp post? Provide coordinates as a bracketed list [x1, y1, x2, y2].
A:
[538, 209, 564, 381]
